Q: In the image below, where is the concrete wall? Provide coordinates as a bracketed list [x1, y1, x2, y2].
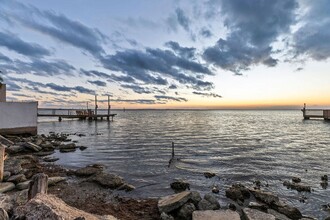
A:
[0, 84, 5, 102]
[0, 102, 38, 135]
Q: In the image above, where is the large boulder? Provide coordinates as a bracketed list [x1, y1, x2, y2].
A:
[249, 189, 280, 207]
[226, 183, 250, 201]
[170, 180, 190, 192]
[158, 191, 192, 213]
[197, 194, 220, 211]
[7, 174, 27, 184]
[13, 193, 117, 220]
[243, 208, 275, 220]
[177, 203, 196, 220]
[283, 181, 311, 192]
[75, 165, 103, 177]
[192, 210, 240, 220]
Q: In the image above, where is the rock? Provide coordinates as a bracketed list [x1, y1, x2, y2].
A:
[248, 202, 267, 212]
[91, 172, 124, 189]
[48, 177, 67, 186]
[0, 208, 9, 220]
[3, 172, 11, 181]
[228, 203, 236, 211]
[226, 183, 250, 201]
[0, 182, 15, 193]
[203, 172, 216, 178]
[13, 193, 117, 220]
[276, 205, 302, 220]
[40, 142, 55, 151]
[24, 142, 42, 152]
[250, 189, 280, 206]
[16, 181, 31, 190]
[324, 217, 330, 220]
[292, 177, 301, 183]
[59, 143, 76, 149]
[321, 175, 328, 182]
[212, 185, 219, 194]
[117, 184, 135, 192]
[35, 138, 43, 146]
[7, 174, 27, 184]
[267, 209, 291, 220]
[283, 181, 311, 192]
[60, 148, 76, 153]
[34, 151, 55, 157]
[75, 165, 103, 177]
[158, 191, 192, 213]
[5, 145, 26, 154]
[197, 194, 220, 211]
[170, 180, 190, 192]
[14, 190, 28, 206]
[43, 157, 59, 162]
[192, 210, 240, 220]
[0, 193, 14, 213]
[178, 203, 196, 220]
[79, 146, 88, 151]
[243, 208, 275, 220]
[190, 191, 202, 206]
[160, 212, 174, 220]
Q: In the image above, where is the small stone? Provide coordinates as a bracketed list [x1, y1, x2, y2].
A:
[248, 202, 267, 212]
[90, 172, 124, 189]
[48, 177, 67, 186]
[158, 191, 192, 213]
[228, 203, 236, 211]
[24, 142, 42, 152]
[197, 194, 220, 211]
[267, 209, 291, 220]
[7, 174, 27, 184]
[79, 146, 88, 151]
[60, 148, 76, 153]
[75, 165, 103, 177]
[160, 212, 174, 220]
[170, 180, 190, 192]
[0, 182, 15, 193]
[226, 183, 250, 201]
[118, 184, 135, 192]
[177, 203, 196, 220]
[43, 157, 59, 162]
[292, 177, 301, 183]
[212, 185, 219, 194]
[321, 175, 328, 182]
[190, 191, 202, 206]
[203, 172, 216, 178]
[283, 180, 311, 192]
[16, 181, 31, 190]
[3, 172, 11, 181]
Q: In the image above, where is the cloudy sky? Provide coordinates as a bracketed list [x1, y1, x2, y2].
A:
[0, 0, 329, 109]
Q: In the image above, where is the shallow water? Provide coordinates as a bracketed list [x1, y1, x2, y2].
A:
[38, 110, 330, 219]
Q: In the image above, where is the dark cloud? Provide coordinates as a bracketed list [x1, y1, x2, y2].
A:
[169, 84, 177, 89]
[80, 69, 136, 84]
[200, 28, 212, 38]
[175, 8, 191, 31]
[155, 95, 188, 102]
[121, 84, 152, 94]
[165, 41, 196, 59]
[0, 53, 13, 63]
[203, 0, 298, 74]
[192, 91, 222, 98]
[293, 0, 330, 61]
[100, 48, 214, 90]
[2, 0, 107, 56]
[45, 83, 94, 94]
[88, 80, 107, 87]
[23, 59, 76, 76]
[0, 31, 51, 58]
[112, 99, 157, 105]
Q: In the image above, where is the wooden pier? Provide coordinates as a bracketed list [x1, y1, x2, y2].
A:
[301, 103, 330, 120]
[38, 109, 116, 121]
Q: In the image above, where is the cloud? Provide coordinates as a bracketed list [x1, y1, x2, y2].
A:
[0, 52, 12, 63]
[80, 69, 136, 84]
[175, 8, 191, 31]
[0, 31, 51, 58]
[45, 83, 94, 94]
[292, 0, 330, 61]
[155, 95, 188, 102]
[121, 84, 152, 94]
[169, 84, 177, 89]
[192, 91, 222, 98]
[203, 0, 298, 74]
[200, 28, 212, 38]
[100, 48, 214, 90]
[111, 99, 157, 105]
[2, 0, 107, 56]
[165, 41, 196, 59]
[88, 80, 107, 87]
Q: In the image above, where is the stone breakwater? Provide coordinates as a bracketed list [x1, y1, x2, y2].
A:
[0, 132, 329, 219]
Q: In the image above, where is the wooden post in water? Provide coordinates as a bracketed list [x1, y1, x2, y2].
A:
[0, 144, 5, 182]
[107, 95, 110, 121]
[172, 142, 175, 158]
[28, 173, 48, 200]
[302, 103, 309, 119]
[95, 95, 98, 120]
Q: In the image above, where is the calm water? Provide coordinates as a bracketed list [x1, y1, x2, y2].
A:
[38, 110, 330, 219]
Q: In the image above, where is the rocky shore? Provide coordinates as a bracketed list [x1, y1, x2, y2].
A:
[0, 133, 329, 220]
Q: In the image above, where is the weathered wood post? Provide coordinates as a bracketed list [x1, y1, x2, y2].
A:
[95, 95, 98, 119]
[0, 144, 5, 182]
[28, 173, 48, 200]
[172, 142, 175, 158]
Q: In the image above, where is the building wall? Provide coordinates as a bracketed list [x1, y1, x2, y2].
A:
[0, 102, 38, 135]
[0, 84, 5, 102]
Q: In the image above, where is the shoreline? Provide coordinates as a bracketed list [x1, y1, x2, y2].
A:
[0, 133, 328, 219]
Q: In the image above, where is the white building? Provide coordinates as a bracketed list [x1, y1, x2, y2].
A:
[0, 84, 38, 135]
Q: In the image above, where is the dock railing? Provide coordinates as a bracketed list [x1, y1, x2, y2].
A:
[302, 104, 330, 120]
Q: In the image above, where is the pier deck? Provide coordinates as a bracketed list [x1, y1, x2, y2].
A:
[38, 108, 116, 121]
[301, 104, 330, 120]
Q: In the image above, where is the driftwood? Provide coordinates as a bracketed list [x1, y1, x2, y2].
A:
[0, 144, 5, 182]
[0, 135, 14, 146]
[28, 173, 48, 200]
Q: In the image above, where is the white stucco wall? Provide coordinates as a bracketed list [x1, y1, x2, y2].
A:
[0, 102, 38, 133]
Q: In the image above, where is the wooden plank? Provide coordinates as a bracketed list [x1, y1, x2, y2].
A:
[0, 135, 14, 146]
[0, 144, 4, 182]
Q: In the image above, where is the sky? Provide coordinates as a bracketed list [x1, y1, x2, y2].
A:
[0, 0, 329, 109]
